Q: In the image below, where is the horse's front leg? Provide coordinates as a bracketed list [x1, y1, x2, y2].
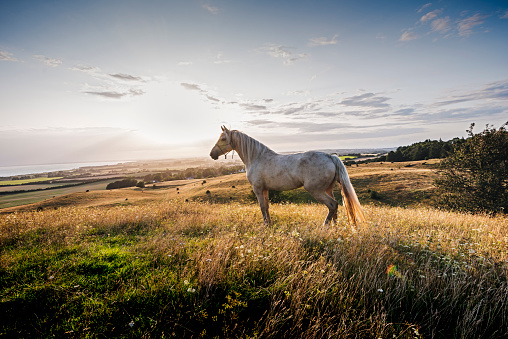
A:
[253, 187, 271, 225]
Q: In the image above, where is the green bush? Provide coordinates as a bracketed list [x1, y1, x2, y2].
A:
[435, 122, 508, 214]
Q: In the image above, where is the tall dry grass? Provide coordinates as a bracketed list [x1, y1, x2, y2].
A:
[1, 199, 507, 338]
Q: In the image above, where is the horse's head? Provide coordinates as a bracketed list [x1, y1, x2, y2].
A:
[210, 125, 234, 160]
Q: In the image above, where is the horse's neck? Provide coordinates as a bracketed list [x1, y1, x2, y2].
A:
[232, 131, 273, 168]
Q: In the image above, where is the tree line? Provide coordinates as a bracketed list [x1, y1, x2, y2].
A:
[106, 165, 245, 190]
[141, 165, 245, 183]
[383, 138, 466, 162]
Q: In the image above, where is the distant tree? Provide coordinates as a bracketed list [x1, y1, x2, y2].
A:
[136, 181, 145, 188]
[435, 122, 508, 214]
[106, 178, 138, 190]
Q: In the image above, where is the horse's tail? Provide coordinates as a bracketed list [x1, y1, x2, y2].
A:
[332, 155, 366, 225]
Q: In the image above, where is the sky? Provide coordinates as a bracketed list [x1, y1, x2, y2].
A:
[1, 0, 508, 166]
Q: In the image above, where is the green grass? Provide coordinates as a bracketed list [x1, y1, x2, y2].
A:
[0, 177, 63, 186]
[1, 200, 507, 338]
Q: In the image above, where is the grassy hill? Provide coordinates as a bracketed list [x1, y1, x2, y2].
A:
[1, 160, 507, 338]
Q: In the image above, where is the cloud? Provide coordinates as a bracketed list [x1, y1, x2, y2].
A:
[245, 119, 273, 126]
[72, 64, 147, 99]
[431, 17, 451, 33]
[272, 102, 322, 116]
[71, 64, 102, 74]
[404, 7, 497, 42]
[457, 13, 489, 37]
[0, 51, 19, 62]
[418, 3, 433, 13]
[180, 82, 226, 106]
[283, 122, 351, 133]
[260, 44, 307, 65]
[435, 78, 508, 106]
[206, 95, 221, 102]
[420, 9, 442, 22]
[84, 88, 144, 99]
[214, 52, 232, 64]
[108, 73, 145, 82]
[33, 54, 62, 67]
[340, 92, 391, 108]
[240, 103, 268, 111]
[308, 34, 339, 46]
[501, 10, 508, 19]
[202, 3, 219, 14]
[178, 61, 193, 66]
[399, 30, 418, 42]
[181, 83, 203, 91]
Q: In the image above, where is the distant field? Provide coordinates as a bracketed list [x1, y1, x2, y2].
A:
[339, 155, 357, 160]
[0, 179, 118, 209]
[0, 177, 63, 186]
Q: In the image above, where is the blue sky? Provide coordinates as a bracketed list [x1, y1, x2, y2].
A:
[1, 0, 507, 166]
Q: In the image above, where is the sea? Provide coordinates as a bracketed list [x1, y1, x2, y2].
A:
[0, 161, 125, 178]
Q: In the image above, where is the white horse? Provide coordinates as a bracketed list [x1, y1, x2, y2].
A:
[210, 126, 366, 226]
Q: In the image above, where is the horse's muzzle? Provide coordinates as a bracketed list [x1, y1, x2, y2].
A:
[210, 150, 219, 160]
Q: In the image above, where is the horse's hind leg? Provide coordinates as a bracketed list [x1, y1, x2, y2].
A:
[308, 190, 338, 226]
[253, 187, 271, 225]
[326, 185, 338, 223]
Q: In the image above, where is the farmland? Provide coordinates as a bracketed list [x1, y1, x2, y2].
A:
[0, 177, 63, 186]
[1, 159, 507, 338]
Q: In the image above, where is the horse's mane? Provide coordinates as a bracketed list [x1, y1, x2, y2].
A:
[231, 130, 274, 165]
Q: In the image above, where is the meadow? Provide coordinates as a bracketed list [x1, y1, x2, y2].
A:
[0, 161, 507, 338]
[0, 177, 63, 186]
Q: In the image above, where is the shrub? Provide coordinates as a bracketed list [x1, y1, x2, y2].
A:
[435, 122, 508, 214]
[106, 178, 139, 190]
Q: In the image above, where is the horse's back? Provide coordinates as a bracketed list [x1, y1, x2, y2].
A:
[249, 150, 336, 191]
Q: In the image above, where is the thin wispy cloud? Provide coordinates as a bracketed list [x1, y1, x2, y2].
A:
[418, 3, 433, 13]
[457, 13, 489, 37]
[420, 9, 442, 22]
[202, 3, 218, 15]
[501, 10, 508, 19]
[308, 34, 339, 46]
[435, 78, 508, 106]
[72, 64, 148, 99]
[273, 102, 321, 116]
[260, 44, 307, 65]
[180, 82, 225, 106]
[399, 29, 418, 42]
[108, 73, 145, 82]
[340, 92, 391, 108]
[71, 64, 102, 74]
[240, 103, 267, 111]
[214, 52, 232, 64]
[181, 82, 203, 91]
[403, 5, 497, 42]
[0, 51, 19, 62]
[431, 17, 451, 33]
[84, 88, 144, 99]
[33, 54, 62, 67]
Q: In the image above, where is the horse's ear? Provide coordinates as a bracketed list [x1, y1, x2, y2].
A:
[221, 125, 225, 131]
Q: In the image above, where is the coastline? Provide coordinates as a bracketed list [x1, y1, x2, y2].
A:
[0, 161, 127, 178]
